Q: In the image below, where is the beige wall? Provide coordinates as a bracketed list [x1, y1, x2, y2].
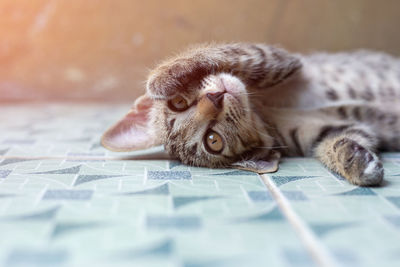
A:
[1, 0, 400, 101]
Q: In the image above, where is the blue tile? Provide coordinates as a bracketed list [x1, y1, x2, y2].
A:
[0, 169, 11, 178]
[247, 191, 273, 202]
[386, 197, 400, 209]
[146, 215, 201, 229]
[4, 206, 60, 221]
[235, 206, 285, 223]
[173, 196, 220, 209]
[6, 249, 68, 266]
[148, 171, 191, 180]
[282, 190, 308, 201]
[120, 183, 170, 196]
[212, 170, 257, 176]
[168, 161, 182, 169]
[137, 239, 173, 256]
[311, 222, 355, 237]
[89, 142, 102, 150]
[271, 176, 316, 186]
[52, 222, 104, 238]
[335, 187, 376, 196]
[74, 174, 126, 186]
[31, 165, 81, 175]
[283, 248, 315, 267]
[114, 239, 174, 259]
[385, 215, 400, 229]
[0, 194, 16, 198]
[42, 190, 93, 200]
[0, 158, 32, 167]
[332, 249, 359, 265]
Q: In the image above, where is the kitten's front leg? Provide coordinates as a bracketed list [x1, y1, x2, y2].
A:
[147, 43, 302, 98]
[313, 126, 384, 186]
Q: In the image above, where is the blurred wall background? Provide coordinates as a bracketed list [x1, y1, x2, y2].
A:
[1, 0, 400, 101]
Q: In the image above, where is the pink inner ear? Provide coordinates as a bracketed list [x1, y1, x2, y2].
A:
[101, 96, 161, 152]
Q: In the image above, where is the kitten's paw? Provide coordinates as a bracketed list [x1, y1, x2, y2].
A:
[334, 138, 383, 186]
[147, 57, 218, 98]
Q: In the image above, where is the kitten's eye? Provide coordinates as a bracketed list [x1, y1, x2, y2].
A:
[204, 130, 224, 153]
[168, 96, 189, 112]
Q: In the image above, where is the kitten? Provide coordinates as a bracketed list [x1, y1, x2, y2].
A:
[102, 43, 400, 186]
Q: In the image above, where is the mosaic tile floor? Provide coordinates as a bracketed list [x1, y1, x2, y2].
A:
[1, 103, 400, 267]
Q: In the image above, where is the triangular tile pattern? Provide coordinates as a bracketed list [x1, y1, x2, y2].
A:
[119, 183, 170, 196]
[115, 239, 174, 259]
[148, 171, 192, 180]
[42, 190, 93, 200]
[3, 206, 60, 221]
[282, 190, 309, 201]
[146, 215, 202, 230]
[311, 222, 355, 237]
[234, 206, 285, 223]
[283, 248, 315, 266]
[173, 196, 220, 209]
[212, 170, 257, 176]
[51, 222, 104, 238]
[5, 249, 68, 266]
[0, 169, 11, 178]
[386, 197, 400, 209]
[0, 158, 32, 167]
[384, 215, 400, 229]
[0, 194, 16, 198]
[30, 165, 81, 175]
[335, 187, 376, 196]
[332, 249, 360, 265]
[271, 176, 317, 186]
[168, 161, 182, 170]
[247, 191, 273, 202]
[74, 174, 126, 186]
[141, 239, 173, 256]
[89, 142, 102, 150]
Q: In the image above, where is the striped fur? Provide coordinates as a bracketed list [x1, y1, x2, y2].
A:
[141, 43, 400, 186]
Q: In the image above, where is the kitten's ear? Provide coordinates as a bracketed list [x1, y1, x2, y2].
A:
[231, 150, 281, 174]
[101, 94, 162, 152]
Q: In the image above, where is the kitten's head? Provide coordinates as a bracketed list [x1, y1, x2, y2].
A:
[101, 72, 279, 173]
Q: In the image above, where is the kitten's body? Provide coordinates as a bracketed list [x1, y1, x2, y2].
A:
[102, 43, 400, 186]
[254, 52, 400, 157]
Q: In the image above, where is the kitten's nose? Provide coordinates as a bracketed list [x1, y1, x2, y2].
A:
[206, 91, 226, 109]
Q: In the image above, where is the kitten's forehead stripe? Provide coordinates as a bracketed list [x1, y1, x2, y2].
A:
[348, 86, 357, 99]
[337, 107, 347, 119]
[326, 88, 339, 101]
[169, 119, 176, 131]
[353, 107, 362, 121]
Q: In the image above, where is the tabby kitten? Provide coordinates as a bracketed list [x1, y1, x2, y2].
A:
[102, 43, 400, 186]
